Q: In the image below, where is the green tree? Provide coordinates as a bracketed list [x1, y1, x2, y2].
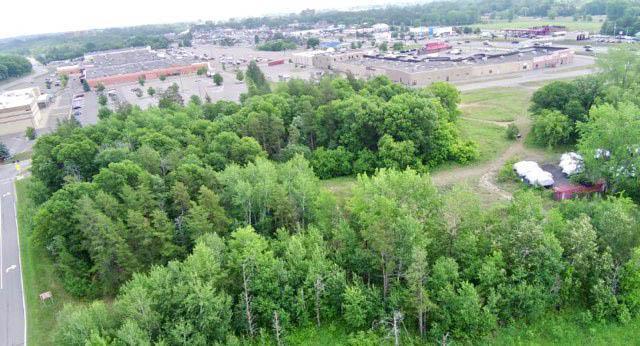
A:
[236, 70, 244, 82]
[0, 142, 9, 161]
[307, 37, 320, 49]
[578, 102, 640, 200]
[98, 94, 107, 106]
[245, 61, 271, 96]
[531, 110, 573, 148]
[213, 73, 223, 86]
[349, 168, 440, 300]
[147, 87, 155, 97]
[26, 127, 36, 140]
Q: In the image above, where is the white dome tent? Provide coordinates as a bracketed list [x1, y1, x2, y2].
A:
[513, 161, 555, 187]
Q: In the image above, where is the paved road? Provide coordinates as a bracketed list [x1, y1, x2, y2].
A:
[0, 162, 26, 346]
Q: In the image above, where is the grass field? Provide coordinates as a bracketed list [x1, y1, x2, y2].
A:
[460, 87, 533, 122]
[458, 118, 512, 162]
[282, 311, 640, 345]
[474, 16, 604, 32]
[483, 312, 640, 345]
[16, 178, 79, 345]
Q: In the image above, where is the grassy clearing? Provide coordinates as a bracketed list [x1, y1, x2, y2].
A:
[483, 312, 640, 345]
[16, 178, 79, 346]
[12, 151, 32, 162]
[460, 87, 532, 122]
[474, 16, 604, 32]
[458, 118, 512, 163]
[322, 176, 357, 205]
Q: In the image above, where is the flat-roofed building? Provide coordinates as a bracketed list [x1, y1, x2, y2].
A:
[82, 46, 208, 87]
[326, 46, 574, 87]
[0, 87, 44, 135]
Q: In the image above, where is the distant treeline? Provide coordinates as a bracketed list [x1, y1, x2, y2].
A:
[0, 55, 32, 81]
[207, 0, 620, 30]
[0, 24, 188, 64]
[600, 0, 640, 35]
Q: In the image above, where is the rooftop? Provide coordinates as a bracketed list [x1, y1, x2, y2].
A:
[84, 47, 202, 79]
[342, 46, 570, 74]
[0, 88, 39, 110]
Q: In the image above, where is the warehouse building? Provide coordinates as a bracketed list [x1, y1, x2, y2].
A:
[0, 87, 44, 136]
[82, 47, 209, 87]
[58, 47, 209, 87]
[323, 46, 574, 87]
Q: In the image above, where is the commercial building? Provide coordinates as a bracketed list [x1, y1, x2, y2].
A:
[409, 26, 456, 38]
[83, 47, 208, 87]
[504, 25, 567, 38]
[321, 46, 574, 87]
[0, 87, 45, 135]
[292, 51, 323, 67]
[58, 47, 209, 87]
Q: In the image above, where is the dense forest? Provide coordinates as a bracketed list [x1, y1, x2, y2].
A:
[0, 54, 32, 81]
[22, 45, 640, 344]
[0, 24, 186, 64]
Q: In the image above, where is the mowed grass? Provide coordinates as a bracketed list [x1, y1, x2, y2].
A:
[474, 16, 604, 32]
[16, 178, 79, 345]
[460, 87, 532, 122]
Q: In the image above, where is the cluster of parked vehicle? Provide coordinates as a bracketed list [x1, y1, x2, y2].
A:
[71, 93, 84, 119]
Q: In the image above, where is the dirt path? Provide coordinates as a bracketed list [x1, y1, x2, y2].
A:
[459, 116, 511, 128]
[432, 83, 550, 199]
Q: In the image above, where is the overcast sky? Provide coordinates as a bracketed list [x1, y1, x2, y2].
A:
[1, 0, 416, 39]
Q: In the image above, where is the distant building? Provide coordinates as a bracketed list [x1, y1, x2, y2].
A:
[372, 23, 390, 32]
[409, 26, 455, 38]
[60, 47, 208, 87]
[323, 46, 574, 87]
[292, 51, 323, 67]
[0, 87, 44, 136]
[504, 25, 567, 38]
[374, 32, 392, 43]
[418, 41, 453, 54]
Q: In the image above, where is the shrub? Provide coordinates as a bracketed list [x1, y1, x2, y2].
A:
[497, 157, 521, 183]
[310, 147, 353, 179]
[532, 110, 573, 147]
[506, 123, 519, 140]
[26, 127, 36, 140]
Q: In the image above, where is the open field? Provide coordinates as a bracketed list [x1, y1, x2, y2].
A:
[482, 312, 640, 345]
[460, 87, 533, 122]
[16, 178, 79, 345]
[474, 16, 604, 32]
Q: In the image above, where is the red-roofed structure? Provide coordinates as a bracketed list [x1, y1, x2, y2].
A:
[419, 41, 452, 54]
[553, 180, 606, 200]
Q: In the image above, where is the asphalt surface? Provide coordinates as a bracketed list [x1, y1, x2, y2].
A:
[0, 162, 26, 346]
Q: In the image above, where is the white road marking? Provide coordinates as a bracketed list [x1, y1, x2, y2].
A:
[0, 187, 3, 290]
[13, 181, 27, 346]
[2, 192, 10, 197]
[5, 265, 15, 273]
